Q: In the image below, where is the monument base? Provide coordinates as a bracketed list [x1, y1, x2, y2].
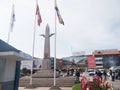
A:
[32, 70, 55, 78]
[49, 85, 62, 90]
[25, 84, 36, 89]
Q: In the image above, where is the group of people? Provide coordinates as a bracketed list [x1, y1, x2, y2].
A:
[96, 69, 120, 82]
[74, 68, 120, 83]
[109, 70, 118, 81]
[58, 68, 120, 83]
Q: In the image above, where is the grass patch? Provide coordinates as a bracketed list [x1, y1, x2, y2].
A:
[72, 83, 81, 90]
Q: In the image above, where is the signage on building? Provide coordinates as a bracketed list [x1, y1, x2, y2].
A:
[72, 51, 85, 56]
[87, 56, 96, 68]
[21, 58, 42, 70]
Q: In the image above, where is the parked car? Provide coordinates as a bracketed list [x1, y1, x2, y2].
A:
[98, 69, 104, 74]
[87, 69, 95, 76]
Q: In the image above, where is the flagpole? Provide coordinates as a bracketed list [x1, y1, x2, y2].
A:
[50, 0, 63, 89]
[7, 27, 11, 43]
[53, 0, 57, 86]
[30, 0, 38, 85]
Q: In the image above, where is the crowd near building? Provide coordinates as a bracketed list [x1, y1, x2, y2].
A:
[20, 49, 120, 75]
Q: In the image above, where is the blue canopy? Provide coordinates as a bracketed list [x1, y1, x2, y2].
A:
[0, 39, 20, 53]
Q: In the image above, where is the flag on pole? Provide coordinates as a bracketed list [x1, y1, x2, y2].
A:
[55, 3, 64, 25]
[36, 4, 42, 26]
[10, 4, 15, 32]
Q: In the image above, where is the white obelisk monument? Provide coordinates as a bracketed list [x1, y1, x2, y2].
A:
[33, 24, 54, 78]
[42, 24, 54, 70]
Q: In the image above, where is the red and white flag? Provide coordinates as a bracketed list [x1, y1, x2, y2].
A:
[36, 4, 42, 26]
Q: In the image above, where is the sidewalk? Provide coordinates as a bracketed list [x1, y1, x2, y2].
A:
[108, 79, 120, 89]
[19, 87, 72, 90]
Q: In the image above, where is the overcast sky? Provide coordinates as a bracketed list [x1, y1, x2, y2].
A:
[0, 0, 120, 58]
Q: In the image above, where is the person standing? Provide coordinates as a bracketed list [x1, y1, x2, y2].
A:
[58, 69, 61, 77]
[109, 70, 112, 80]
[103, 70, 107, 81]
[67, 69, 70, 76]
[96, 70, 102, 81]
[75, 69, 80, 83]
[111, 70, 115, 81]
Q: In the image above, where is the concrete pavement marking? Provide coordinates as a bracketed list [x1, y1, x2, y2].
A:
[19, 87, 72, 90]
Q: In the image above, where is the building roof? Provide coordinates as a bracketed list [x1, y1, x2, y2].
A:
[93, 50, 120, 55]
[0, 39, 32, 61]
[0, 39, 20, 53]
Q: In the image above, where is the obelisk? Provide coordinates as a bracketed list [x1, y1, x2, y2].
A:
[33, 24, 54, 78]
[42, 24, 54, 70]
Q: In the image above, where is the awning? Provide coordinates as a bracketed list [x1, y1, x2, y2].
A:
[0, 39, 32, 61]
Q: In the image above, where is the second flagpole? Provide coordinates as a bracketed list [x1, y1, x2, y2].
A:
[53, 0, 57, 86]
[29, 0, 38, 85]
[49, 0, 61, 89]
